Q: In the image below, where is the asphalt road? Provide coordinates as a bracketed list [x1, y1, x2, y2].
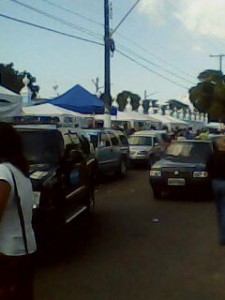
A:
[34, 169, 225, 300]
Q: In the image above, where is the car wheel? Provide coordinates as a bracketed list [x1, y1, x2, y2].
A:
[117, 159, 127, 176]
[152, 188, 161, 199]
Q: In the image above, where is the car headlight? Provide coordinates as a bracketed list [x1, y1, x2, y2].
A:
[150, 170, 161, 177]
[33, 191, 41, 209]
[193, 171, 208, 178]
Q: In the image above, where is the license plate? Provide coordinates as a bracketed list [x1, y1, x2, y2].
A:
[168, 178, 185, 186]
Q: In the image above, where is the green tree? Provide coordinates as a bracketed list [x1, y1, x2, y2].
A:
[116, 91, 141, 111]
[189, 69, 225, 122]
[0, 63, 40, 99]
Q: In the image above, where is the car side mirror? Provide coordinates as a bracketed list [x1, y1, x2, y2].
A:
[154, 142, 159, 146]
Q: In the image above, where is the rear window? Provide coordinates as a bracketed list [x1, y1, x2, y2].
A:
[19, 130, 63, 164]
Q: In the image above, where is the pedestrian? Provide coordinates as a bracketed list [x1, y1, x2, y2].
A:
[0, 122, 37, 299]
[207, 137, 225, 245]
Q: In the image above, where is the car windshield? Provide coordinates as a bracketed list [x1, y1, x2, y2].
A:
[165, 142, 212, 161]
[128, 136, 153, 146]
[19, 130, 64, 165]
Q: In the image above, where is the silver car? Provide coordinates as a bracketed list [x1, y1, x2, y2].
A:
[85, 129, 130, 176]
[128, 130, 170, 168]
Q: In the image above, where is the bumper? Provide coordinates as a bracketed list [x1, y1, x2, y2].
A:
[130, 155, 148, 161]
[149, 176, 211, 193]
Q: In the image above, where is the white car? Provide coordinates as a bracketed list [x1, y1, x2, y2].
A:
[128, 130, 171, 168]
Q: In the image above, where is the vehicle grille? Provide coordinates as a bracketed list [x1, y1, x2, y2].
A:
[162, 168, 193, 179]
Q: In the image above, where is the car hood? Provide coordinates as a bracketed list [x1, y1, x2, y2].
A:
[129, 145, 152, 152]
[153, 159, 207, 169]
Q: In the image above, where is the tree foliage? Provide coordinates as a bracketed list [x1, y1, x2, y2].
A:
[0, 63, 40, 99]
[189, 69, 225, 121]
[116, 91, 141, 111]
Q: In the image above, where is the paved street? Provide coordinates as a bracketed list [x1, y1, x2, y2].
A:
[35, 169, 225, 300]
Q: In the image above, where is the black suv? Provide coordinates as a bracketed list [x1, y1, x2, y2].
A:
[15, 124, 96, 253]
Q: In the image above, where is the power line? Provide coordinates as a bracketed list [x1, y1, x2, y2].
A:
[10, 0, 102, 40]
[0, 13, 104, 46]
[116, 49, 189, 89]
[41, 0, 103, 27]
[111, 0, 141, 35]
[116, 32, 196, 80]
[117, 43, 195, 85]
[0, 11, 190, 90]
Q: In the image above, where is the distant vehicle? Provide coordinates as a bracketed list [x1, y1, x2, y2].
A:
[208, 134, 225, 143]
[14, 118, 96, 254]
[84, 128, 130, 176]
[149, 140, 213, 199]
[128, 130, 171, 168]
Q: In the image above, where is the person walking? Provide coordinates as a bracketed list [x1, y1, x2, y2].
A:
[0, 122, 37, 299]
[207, 137, 225, 245]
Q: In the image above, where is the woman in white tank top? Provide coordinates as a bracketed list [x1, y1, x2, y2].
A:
[0, 122, 37, 300]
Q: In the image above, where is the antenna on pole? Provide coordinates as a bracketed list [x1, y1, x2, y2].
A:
[210, 54, 225, 72]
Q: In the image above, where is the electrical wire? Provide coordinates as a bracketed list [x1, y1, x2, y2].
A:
[0, 13, 104, 46]
[111, 0, 141, 35]
[10, 0, 102, 40]
[116, 32, 196, 80]
[41, 0, 103, 27]
[116, 48, 189, 89]
[117, 42, 195, 85]
[24, 0, 194, 84]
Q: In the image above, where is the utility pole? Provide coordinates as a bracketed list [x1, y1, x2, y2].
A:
[103, 0, 112, 128]
[210, 54, 225, 72]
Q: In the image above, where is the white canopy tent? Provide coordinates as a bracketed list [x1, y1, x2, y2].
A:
[93, 110, 162, 129]
[22, 103, 95, 127]
[148, 113, 188, 130]
[22, 103, 84, 117]
[0, 85, 22, 117]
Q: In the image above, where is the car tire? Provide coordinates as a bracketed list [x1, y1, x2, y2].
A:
[117, 158, 127, 176]
[152, 188, 161, 199]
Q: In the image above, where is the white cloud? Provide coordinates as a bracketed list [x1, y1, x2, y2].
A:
[192, 44, 206, 54]
[139, 0, 225, 39]
[138, 0, 166, 25]
[175, 0, 225, 39]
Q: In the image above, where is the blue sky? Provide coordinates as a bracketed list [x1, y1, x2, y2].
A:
[1, 0, 225, 103]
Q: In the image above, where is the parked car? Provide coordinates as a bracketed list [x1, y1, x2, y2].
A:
[149, 140, 213, 199]
[128, 130, 171, 168]
[84, 128, 130, 176]
[15, 122, 96, 253]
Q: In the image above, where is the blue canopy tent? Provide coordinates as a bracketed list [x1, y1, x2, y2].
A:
[45, 84, 117, 115]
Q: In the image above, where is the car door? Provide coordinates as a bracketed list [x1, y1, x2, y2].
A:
[62, 143, 89, 224]
[107, 131, 122, 168]
[96, 130, 115, 172]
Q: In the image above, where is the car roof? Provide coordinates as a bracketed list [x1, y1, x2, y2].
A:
[84, 128, 124, 134]
[15, 125, 85, 148]
[129, 130, 164, 136]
